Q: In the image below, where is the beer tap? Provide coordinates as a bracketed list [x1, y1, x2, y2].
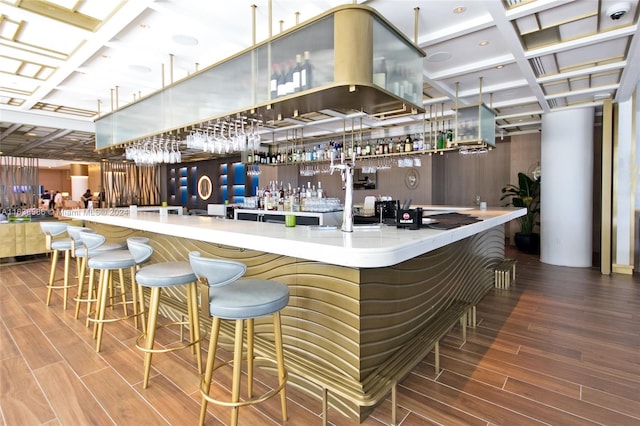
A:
[330, 152, 355, 232]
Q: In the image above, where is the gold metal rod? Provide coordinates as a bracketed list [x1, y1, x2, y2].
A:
[268, 0, 272, 38]
[295, 11, 300, 25]
[97, 99, 101, 116]
[115, 85, 119, 109]
[414, 7, 420, 44]
[252, 4, 257, 45]
[169, 53, 174, 84]
[280, 19, 284, 32]
[251, 5, 257, 103]
[161, 63, 165, 88]
[455, 82, 459, 141]
[429, 104, 433, 147]
[478, 77, 483, 141]
[110, 88, 114, 112]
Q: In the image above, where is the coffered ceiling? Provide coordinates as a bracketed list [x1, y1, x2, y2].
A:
[0, 0, 638, 164]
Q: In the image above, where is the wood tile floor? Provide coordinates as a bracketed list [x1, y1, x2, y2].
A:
[1, 250, 639, 425]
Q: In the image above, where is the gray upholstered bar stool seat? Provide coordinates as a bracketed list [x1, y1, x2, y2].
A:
[131, 239, 202, 390]
[67, 226, 125, 323]
[83, 232, 146, 352]
[189, 251, 289, 426]
[40, 222, 73, 309]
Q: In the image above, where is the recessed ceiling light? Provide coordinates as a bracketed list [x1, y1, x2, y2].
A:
[479, 40, 489, 46]
[426, 51, 452, 62]
[454, 6, 466, 14]
[496, 65, 504, 69]
[27, 132, 37, 136]
[172, 34, 199, 46]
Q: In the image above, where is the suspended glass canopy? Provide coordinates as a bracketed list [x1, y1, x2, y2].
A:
[95, 5, 425, 150]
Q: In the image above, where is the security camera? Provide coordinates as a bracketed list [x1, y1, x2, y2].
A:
[606, 2, 631, 20]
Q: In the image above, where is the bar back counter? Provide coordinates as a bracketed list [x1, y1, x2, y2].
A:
[62, 206, 523, 422]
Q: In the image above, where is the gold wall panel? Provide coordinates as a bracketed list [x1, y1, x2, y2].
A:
[0, 220, 81, 258]
[90, 222, 504, 421]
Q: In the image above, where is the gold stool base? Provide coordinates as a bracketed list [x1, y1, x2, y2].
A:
[199, 314, 288, 426]
[137, 283, 202, 389]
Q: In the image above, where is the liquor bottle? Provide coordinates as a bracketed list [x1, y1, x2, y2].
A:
[285, 59, 295, 95]
[396, 137, 403, 153]
[293, 54, 302, 93]
[301, 51, 312, 90]
[270, 64, 279, 99]
[404, 134, 412, 152]
[437, 131, 445, 150]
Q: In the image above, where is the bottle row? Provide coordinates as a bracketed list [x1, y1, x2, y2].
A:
[245, 133, 461, 165]
[270, 51, 313, 99]
[243, 180, 340, 212]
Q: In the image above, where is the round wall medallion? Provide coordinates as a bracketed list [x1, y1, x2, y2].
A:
[405, 168, 420, 189]
[197, 175, 212, 200]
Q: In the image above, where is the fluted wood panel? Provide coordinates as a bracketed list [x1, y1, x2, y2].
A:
[0, 156, 39, 209]
[102, 162, 160, 207]
[90, 222, 504, 420]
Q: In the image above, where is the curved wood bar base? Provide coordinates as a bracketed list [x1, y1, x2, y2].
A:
[88, 220, 505, 421]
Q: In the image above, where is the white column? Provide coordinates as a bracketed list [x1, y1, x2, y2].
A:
[71, 176, 88, 201]
[540, 107, 594, 267]
[613, 97, 634, 273]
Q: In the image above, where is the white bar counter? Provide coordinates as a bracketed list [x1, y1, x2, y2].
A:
[62, 205, 524, 421]
[62, 206, 523, 268]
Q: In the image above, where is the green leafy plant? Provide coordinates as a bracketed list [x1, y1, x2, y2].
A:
[500, 172, 540, 235]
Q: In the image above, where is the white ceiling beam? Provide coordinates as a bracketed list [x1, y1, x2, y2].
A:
[0, 108, 94, 132]
[484, 0, 551, 113]
[503, 0, 576, 20]
[524, 25, 638, 58]
[417, 14, 495, 46]
[544, 84, 619, 100]
[497, 110, 545, 120]
[426, 54, 516, 80]
[616, 24, 640, 102]
[536, 61, 627, 84]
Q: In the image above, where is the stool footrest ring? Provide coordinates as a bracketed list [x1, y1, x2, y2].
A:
[135, 321, 202, 354]
[87, 310, 144, 324]
[201, 356, 288, 409]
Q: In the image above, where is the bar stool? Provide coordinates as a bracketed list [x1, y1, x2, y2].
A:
[130, 238, 202, 389]
[189, 251, 289, 426]
[68, 226, 126, 324]
[83, 232, 146, 352]
[40, 222, 73, 309]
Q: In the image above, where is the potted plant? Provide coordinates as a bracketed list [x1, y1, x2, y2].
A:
[500, 172, 540, 254]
